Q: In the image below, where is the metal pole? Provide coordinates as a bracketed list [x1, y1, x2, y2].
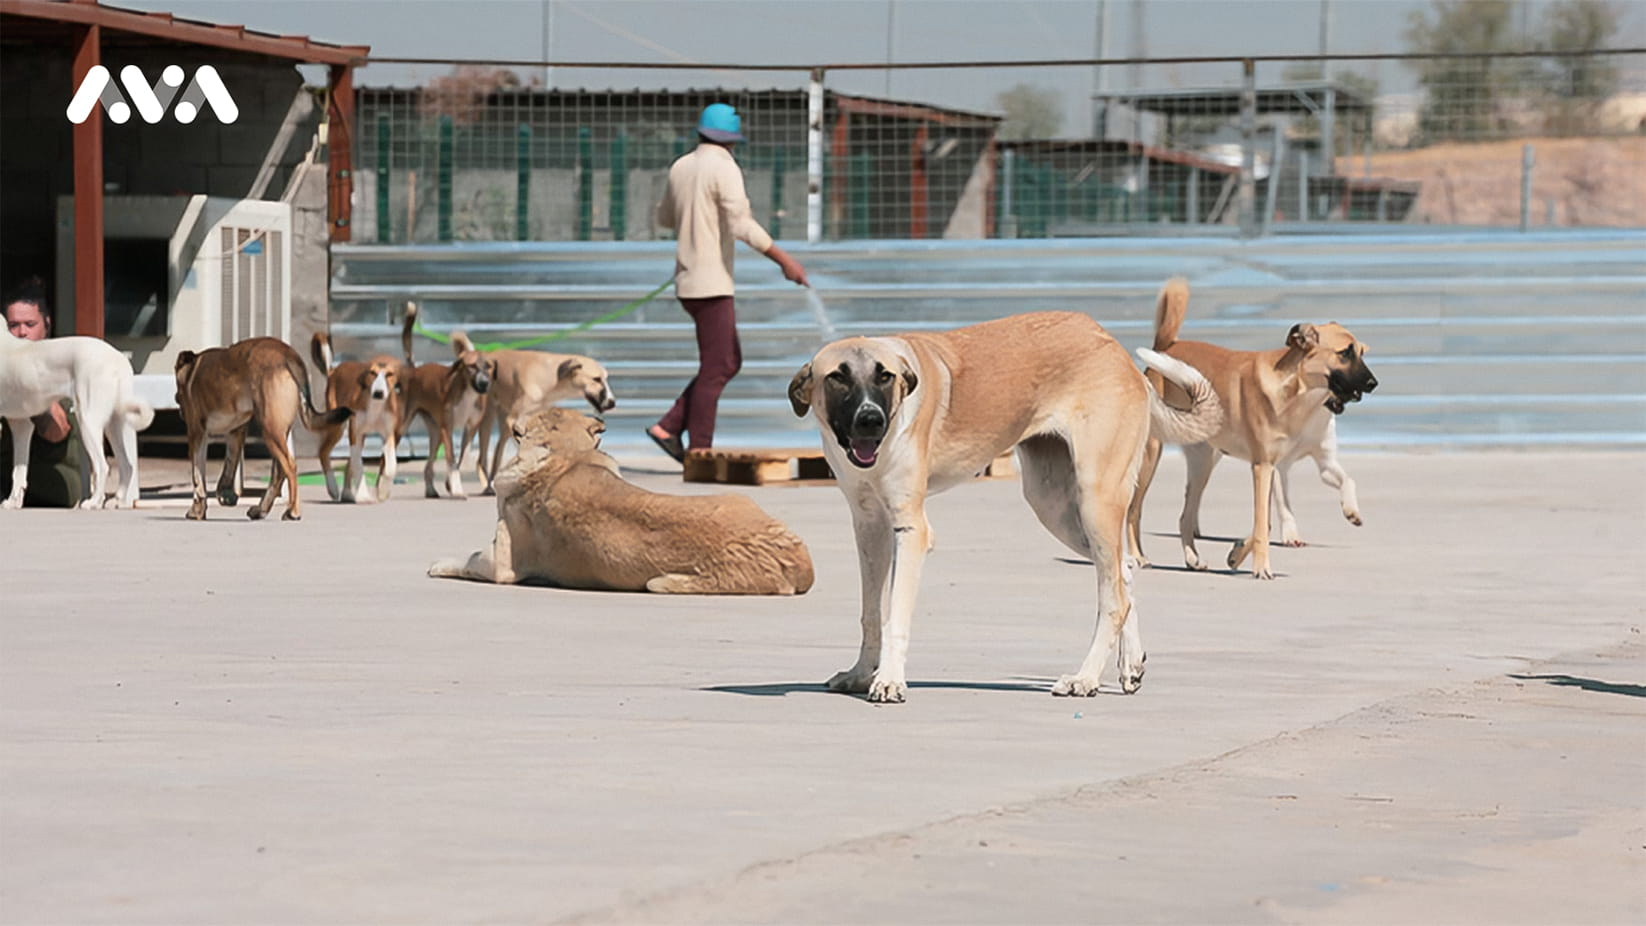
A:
[437, 115, 453, 242]
[1237, 58, 1257, 237]
[1297, 150, 1309, 222]
[807, 69, 824, 244]
[1186, 166, 1199, 224]
[1520, 143, 1535, 231]
[1261, 130, 1284, 235]
[1091, 0, 1110, 138]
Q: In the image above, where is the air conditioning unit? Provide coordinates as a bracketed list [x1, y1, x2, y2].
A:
[55, 194, 293, 405]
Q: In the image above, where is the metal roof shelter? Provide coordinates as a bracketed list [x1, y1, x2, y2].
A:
[0, 0, 368, 336]
[1097, 80, 1372, 176]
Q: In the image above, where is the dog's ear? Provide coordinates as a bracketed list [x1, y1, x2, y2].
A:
[586, 417, 606, 439]
[1286, 323, 1319, 351]
[557, 358, 583, 381]
[901, 364, 919, 396]
[788, 362, 813, 417]
[451, 331, 475, 357]
[174, 350, 197, 372]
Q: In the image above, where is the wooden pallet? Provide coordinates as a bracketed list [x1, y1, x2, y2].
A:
[682, 447, 834, 486]
[681, 447, 1018, 486]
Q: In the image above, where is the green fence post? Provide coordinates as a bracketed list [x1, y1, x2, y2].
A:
[577, 126, 593, 242]
[770, 146, 785, 240]
[850, 151, 870, 239]
[375, 114, 390, 243]
[609, 132, 627, 241]
[437, 115, 453, 242]
[516, 123, 531, 241]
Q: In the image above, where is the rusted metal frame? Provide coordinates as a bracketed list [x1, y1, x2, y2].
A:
[71, 18, 104, 337]
[327, 64, 356, 242]
[1, 0, 369, 66]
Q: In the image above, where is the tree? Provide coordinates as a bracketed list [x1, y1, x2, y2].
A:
[1401, 0, 1528, 142]
[1539, 0, 1621, 134]
[995, 84, 1063, 140]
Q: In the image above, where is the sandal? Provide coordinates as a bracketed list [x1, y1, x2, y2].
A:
[646, 428, 686, 463]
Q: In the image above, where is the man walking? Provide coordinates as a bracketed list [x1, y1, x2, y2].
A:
[647, 102, 809, 462]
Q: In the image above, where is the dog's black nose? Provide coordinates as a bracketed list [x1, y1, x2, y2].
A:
[854, 406, 885, 433]
[1364, 375, 1378, 393]
[372, 389, 387, 400]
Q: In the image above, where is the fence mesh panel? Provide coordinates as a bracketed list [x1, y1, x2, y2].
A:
[352, 51, 1645, 243]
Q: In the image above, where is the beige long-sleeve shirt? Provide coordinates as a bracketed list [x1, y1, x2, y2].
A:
[654, 142, 774, 299]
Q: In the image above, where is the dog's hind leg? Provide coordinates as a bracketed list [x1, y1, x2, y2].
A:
[216, 427, 247, 507]
[108, 417, 140, 508]
[2, 417, 35, 509]
[1179, 443, 1220, 570]
[1047, 429, 1140, 697]
[73, 399, 110, 509]
[1126, 436, 1163, 568]
[185, 425, 210, 520]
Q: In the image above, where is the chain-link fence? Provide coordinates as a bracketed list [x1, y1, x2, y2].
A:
[352, 50, 1645, 244]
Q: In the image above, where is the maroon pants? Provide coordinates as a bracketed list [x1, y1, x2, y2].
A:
[657, 295, 742, 450]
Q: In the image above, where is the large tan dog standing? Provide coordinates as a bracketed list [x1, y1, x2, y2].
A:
[310, 333, 406, 504]
[430, 407, 814, 594]
[1127, 278, 1379, 579]
[173, 337, 350, 521]
[788, 310, 1222, 703]
[399, 304, 494, 498]
[475, 347, 617, 495]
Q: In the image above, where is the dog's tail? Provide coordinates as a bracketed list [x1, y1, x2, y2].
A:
[450, 330, 477, 357]
[1152, 276, 1190, 352]
[310, 331, 333, 373]
[401, 301, 419, 366]
[123, 398, 155, 432]
[283, 353, 351, 432]
[1137, 348, 1223, 445]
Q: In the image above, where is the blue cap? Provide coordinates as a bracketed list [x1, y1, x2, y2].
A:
[697, 102, 745, 143]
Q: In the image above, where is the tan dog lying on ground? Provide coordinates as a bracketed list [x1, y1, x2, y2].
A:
[430, 407, 814, 594]
[310, 333, 406, 504]
[174, 337, 350, 521]
[475, 347, 617, 495]
[399, 303, 494, 498]
[1127, 277, 1379, 579]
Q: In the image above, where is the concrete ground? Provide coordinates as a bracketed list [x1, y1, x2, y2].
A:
[2, 450, 1643, 924]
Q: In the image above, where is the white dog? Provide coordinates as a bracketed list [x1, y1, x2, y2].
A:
[0, 327, 154, 509]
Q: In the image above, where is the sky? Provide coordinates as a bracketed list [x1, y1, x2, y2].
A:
[113, 0, 1646, 136]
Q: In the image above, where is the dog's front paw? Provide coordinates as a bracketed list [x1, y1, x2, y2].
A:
[1344, 508, 1363, 527]
[1227, 539, 1253, 570]
[825, 664, 876, 694]
[866, 672, 907, 704]
[185, 498, 207, 520]
[1252, 564, 1275, 580]
[246, 506, 266, 521]
[77, 496, 105, 510]
[1051, 674, 1102, 697]
[0, 495, 22, 510]
[217, 488, 238, 507]
[1183, 547, 1208, 571]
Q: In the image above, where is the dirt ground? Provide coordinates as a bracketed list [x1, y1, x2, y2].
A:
[1342, 135, 1646, 227]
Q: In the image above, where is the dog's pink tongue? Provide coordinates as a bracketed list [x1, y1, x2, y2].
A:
[850, 440, 879, 465]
